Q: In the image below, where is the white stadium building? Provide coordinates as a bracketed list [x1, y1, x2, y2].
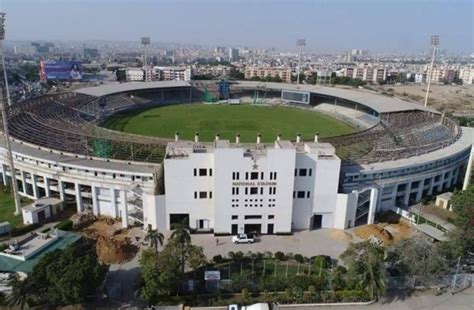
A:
[0, 81, 472, 234]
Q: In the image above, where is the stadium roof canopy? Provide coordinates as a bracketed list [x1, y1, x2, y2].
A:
[75, 80, 437, 114]
[234, 81, 438, 114]
[75, 81, 190, 97]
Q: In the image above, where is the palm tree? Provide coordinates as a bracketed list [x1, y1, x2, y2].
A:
[170, 219, 191, 246]
[170, 219, 191, 273]
[6, 276, 31, 310]
[144, 226, 164, 254]
[359, 251, 387, 300]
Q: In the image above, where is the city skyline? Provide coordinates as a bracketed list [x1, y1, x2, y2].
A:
[1, 0, 473, 53]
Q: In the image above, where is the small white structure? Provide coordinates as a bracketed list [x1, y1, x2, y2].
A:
[22, 197, 62, 225]
[435, 192, 453, 211]
[0, 230, 59, 261]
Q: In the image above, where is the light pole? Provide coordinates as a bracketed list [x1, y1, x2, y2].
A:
[0, 12, 21, 215]
[424, 35, 440, 107]
[296, 39, 305, 85]
[141, 36, 150, 82]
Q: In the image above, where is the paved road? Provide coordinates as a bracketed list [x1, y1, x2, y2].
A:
[188, 229, 356, 260]
[276, 288, 474, 310]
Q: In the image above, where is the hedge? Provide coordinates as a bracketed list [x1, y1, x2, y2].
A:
[10, 223, 40, 237]
[54, 219, 73, 231]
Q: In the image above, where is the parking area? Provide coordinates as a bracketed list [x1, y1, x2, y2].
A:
[189, 228, 357, 260]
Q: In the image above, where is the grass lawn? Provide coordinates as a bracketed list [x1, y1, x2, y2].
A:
[0, 190, 31, 228]
[101, 103, 355, 143]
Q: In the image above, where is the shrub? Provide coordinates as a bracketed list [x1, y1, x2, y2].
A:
[274, 251, 286, 261]
[313, 255, 329, 270]
[212, 254, 224, 264]
[10, 223, 40, 237]
[294, 254, 305, 263]
[54, 219, 73, 231]
[0, 243, 8, 252]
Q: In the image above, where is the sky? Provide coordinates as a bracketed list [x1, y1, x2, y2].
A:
[1, 0, 473, 53]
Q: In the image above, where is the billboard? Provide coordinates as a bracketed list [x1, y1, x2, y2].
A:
[40, 60, 83, 81]
[281, 90, 310, 104]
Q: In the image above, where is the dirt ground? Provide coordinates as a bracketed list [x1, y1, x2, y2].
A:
[354, 212, 415, 245]
[79, 217, 140, 264]
[374, 84, 474, 115]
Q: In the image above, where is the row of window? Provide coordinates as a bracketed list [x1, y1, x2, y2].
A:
[295, 168, 312, 177]
[231, 215, 275, 220]
[232, 187, 277, 196]
[232, 171, 279, 181]
[231, 204, 276, 208]
[193, 168, 212, 177]
[193, 191, 213, 199]
[293, 191, 311, 199]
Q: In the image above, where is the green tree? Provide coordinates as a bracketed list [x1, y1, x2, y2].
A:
[386, 236, 448, 285]
[340, 241, 387, 300]
[144, 226, 164, 254]
[26, 238, 108, 307]
[449, 185, 474, 254]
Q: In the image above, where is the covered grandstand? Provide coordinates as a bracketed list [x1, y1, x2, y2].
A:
[1, 81, 463, 167]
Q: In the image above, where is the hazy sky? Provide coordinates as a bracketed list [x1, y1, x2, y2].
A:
[1, 0, 473, 53]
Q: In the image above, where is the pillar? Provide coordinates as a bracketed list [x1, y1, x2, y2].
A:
[120, 190, 128, 228]
[1, 164, 7, 185]
[462, 145, 473, 191]
[58, 181, 65, 211]
[110, 188, 118, 218]
[21, 170, 27, 195]
[44, 177, 51, 197]
[367, 188, 378, 225]
[75, 182, 83, 213]
[32, 175, 39, 199]
[91, 185, 99, 215]
[403, 183, 410, 207]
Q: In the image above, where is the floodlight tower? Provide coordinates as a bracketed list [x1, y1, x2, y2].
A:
[0, 13, 21, 215]
[424, 35, 440, 107]
[141, 36, 151, 82]
[296, 39, 306, 85]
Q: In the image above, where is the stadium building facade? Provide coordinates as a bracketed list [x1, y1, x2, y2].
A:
[0, 81, 472, 234]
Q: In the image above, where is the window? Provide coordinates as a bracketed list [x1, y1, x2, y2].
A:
[245, 172, 249, 180]
[245, 187, 248, 195]
[251, 172, 259, 180]
[232, 215, 238, 220]
[193, 169, 197, 176]
[306, 191, 310, 198]
[199, 191, 208, 199]
[209, 191, 213, 199]
[294, 169, 297, 176]
[268, 215, 274, 219]
[209, 169, 213, 176]
[299, 169, 307, 176]
[293, 191, 296, 198]
[274, 172, 277, 180]
[244, 215, 262, 220]
[194, 192, 197, 199]
[199, 169, 207, 176]
[297, 191, 305, 198]
[260, 172, 264, 179]
[232, 172, 240, 180]
[250, 187, 258, 195]
[309, 169, 312, 176]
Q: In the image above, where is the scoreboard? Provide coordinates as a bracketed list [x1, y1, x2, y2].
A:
[281, 90, 310, 104]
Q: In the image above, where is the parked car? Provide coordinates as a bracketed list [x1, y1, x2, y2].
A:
[232, 233, 255, 244]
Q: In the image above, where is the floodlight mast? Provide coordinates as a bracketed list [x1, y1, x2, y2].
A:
[296, 39, 305, 85]
[424, 35, 440, 107]
[0, 13, 21, 215]
[141, 37, 151, 82]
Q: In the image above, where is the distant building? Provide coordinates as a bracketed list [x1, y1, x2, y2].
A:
[229, 48, 239, 61]
[459, 66, 474, 85]
[125, 68, 144, 81]
[156, 66, 192, 81]
[244, 66, 292, 83]
[343, 67, 387, 83]
[83, 48, 99, 59]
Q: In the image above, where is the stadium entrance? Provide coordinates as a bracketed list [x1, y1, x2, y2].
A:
[244, 224, 261, 235]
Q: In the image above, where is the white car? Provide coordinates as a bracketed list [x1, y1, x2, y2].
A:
[232, 234, 255, 244]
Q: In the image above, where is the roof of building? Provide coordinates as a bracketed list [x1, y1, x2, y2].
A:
[75, 81, 190, 97]
[436, 192, 454, 200]
[22, 198, 62, 213]
[416, 223, 448, 242]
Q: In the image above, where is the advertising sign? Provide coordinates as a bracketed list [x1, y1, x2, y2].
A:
[204, 270, 221, 281]
[40, 60, 83, 81]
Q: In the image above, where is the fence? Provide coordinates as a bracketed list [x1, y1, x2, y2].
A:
[389, 206, 448, 232]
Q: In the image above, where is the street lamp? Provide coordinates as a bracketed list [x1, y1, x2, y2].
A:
[296, 39, 305, 85]
[424, 35, 440, 107]
[141, 36, 151, 82]
[0, 12, 21, 215]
